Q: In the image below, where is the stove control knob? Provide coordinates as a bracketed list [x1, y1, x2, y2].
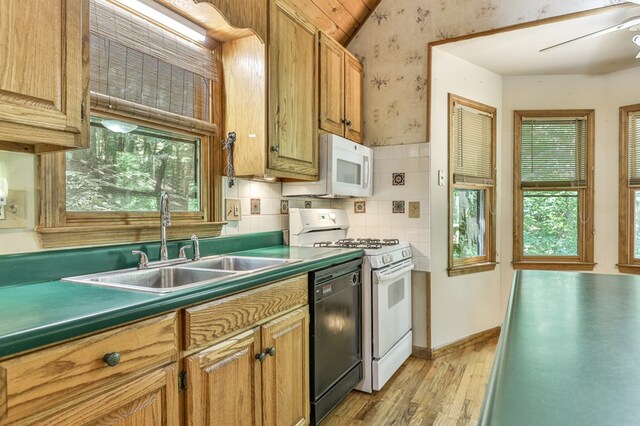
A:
[403, 249, 412, 258]
[329, 213, 336, 221]
[383, 254, 392, 264]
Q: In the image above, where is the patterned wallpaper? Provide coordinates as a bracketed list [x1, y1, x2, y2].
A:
[347, 0, 621, 147]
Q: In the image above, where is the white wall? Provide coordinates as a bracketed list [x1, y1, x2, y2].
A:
[0, 152, 39, 254]
[499, 68, 640, 311]
[430, 48, 504, 348]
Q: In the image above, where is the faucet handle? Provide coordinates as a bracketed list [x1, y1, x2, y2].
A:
[191, 234, 201, 260]
[132, 250, 149, 269]
[178, 245, 191, 260]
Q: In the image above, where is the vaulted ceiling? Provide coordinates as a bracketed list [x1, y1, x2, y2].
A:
[158, 0, 381, 45]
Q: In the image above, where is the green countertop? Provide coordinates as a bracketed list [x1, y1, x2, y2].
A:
[0, 243, 363, 359]
[480, 270, 640, 425]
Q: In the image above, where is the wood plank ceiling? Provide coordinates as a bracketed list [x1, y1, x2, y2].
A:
[158, 0, 381, 45]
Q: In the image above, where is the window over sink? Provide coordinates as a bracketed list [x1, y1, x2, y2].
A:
[36, 0, 222, 248]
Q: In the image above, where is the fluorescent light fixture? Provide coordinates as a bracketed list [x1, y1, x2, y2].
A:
[112, 0, 207, 43]
[0, 161, 7, 206]
[102, 119, 139, 134]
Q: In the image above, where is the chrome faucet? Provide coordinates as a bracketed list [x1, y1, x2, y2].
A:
[160, 191, 171, 261]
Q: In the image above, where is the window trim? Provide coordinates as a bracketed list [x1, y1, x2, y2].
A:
[448, 94, 497, 277]
[36, 54, 225, 249]
[512, 110, 595, 271]
[618, 103, 640, 274]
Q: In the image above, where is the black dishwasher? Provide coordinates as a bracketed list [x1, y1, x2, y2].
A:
[309, 258, 363, 424]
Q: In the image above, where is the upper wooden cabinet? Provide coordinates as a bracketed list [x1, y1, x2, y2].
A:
[222, 0, 318, 180]
[318, 32, 364, 144]
[0, 0, 89, 154]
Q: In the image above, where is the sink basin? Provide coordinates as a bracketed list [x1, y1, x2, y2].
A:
[186, 256, 298, 272]
[64, 267, 236, 294]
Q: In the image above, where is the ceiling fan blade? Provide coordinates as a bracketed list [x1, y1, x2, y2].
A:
[540, 16, 640, 52]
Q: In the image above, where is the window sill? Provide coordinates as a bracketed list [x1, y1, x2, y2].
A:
[617, 264, 640, 274]
[35, 222, 226, 249]
[448, 262, 498, 277]
[512, 261, 596, 271]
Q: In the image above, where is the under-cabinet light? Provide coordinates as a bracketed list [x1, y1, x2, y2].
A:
[112, 0, 207, 43]
[102, 120, 139, 134]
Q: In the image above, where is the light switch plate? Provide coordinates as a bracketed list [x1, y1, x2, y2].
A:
[0, 190, 27, 228]
[408, 202, 420, 218]
[225, 198, 241, 221]
[438, 170, 446, 186]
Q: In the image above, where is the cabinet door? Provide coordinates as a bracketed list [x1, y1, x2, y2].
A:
[185, 328, 262, 426]
[10, 364, 179, 426]
[318, 32, 345, 136]
[344, 54, 364, 144]
[261, 307, 309, 426]
[0, 0, 89, 150]
[268, 0, 318, 178]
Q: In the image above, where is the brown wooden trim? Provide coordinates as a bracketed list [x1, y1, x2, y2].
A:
[448, 262, 498, 277]
[619, 104, 640, 269]
[0, 141, 35, 154]
[448, 94, 497, 275]
[411, 346, 431, 360]
[343, 1, 381, 46]
[512, 261, 596, 271]
[513, 110, 595, 268]
[35, 222, 224, 249]
[431, 326, 501, 359]
[0, 366, 6, 420]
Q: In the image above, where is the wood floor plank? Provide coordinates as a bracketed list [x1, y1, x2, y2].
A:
[322, 336, 499, 425]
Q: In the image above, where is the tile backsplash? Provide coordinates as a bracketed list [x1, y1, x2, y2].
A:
[221, 142, 430, 271]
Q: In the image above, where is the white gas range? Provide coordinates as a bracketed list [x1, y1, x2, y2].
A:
[289, 208, 414, 395]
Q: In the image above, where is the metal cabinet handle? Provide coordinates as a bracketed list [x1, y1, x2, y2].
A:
[255, 352, 266, 362]
[266, 347, 276, 357]
[270, 145, 280, 153]
[103, 352, 121, 367]
[342, 118, 352, 127]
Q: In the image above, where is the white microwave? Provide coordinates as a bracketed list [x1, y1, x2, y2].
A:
[282, 133, 373, 198]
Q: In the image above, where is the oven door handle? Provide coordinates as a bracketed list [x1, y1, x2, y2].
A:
[374, 262, 414, 283]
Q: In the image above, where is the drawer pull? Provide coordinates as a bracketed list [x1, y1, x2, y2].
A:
[266, 347, 276, 357]
[255, 352, 266, 362]
[103, 352, 121, 367]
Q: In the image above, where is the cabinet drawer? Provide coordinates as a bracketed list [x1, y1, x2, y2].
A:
[184, 274, 308, 351]
[0, 312, 177, 422]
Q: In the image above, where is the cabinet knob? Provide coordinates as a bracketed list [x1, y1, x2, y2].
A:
[270, 145, 280, 153]
[255, 352, 266, 362]
[266, 347, 276, 357]
[346, 119, 352, 127]
[103, 352, 121, 367]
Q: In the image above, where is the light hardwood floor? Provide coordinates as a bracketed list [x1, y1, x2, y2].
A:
[322, 336, 498, 426]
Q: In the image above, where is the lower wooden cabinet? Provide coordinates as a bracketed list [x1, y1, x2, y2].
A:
[186, 306, 310, 426]
[14, 364, 179, 426]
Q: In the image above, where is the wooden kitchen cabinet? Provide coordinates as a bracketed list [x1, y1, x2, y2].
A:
[184, 275, 310, 426]
[0, 312, 178, 425]
[318, 32, 364, 144]
[0, 0, 89, 153]
[222, 0, 318, 180]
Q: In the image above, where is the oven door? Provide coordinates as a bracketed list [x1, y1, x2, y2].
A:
[372, 259, 413, 359]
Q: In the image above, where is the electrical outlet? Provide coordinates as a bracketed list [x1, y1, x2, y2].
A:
[0, 190, 27, 228]
[225, 199, 241, 221]
[408, 202, 420, 218]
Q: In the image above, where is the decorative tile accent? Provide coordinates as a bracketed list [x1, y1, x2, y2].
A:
[354, 201, 366, 214]
[304, 200, 312, 209]
[280, 200, 289, 214]
[392, 200, 405, 214]
[250, 198, 261, 215]
[392, 172, 405, 185]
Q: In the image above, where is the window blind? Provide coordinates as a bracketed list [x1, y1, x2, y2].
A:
[89, 0, 215, 133]
[520, 117, 587, 188]
[628, 111, 640, 186]
[452, 103, 494, 185]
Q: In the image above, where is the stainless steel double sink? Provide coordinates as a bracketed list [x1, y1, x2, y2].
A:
[63, 256, 301, 294]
